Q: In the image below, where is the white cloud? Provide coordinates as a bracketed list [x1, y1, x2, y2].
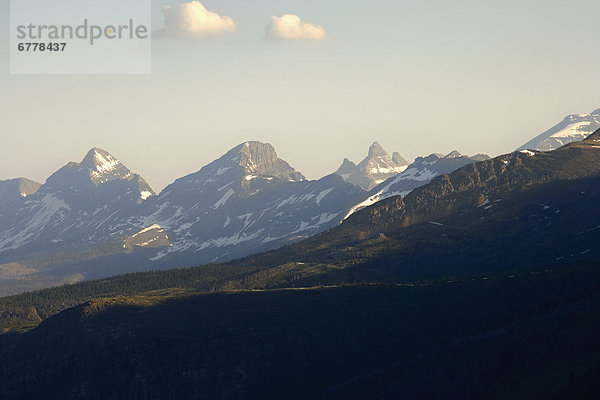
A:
[265, 14, 327, 40]
[161, 1, 236, 38]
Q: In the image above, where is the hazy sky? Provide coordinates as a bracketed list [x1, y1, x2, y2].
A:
[1, 0, 600, 191]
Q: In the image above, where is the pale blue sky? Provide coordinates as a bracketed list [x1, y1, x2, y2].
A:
[1, 0, 599, 191]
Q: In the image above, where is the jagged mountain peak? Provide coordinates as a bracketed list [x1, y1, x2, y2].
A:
[366, 141, 387, 158]
[202, 141, 306, 186]
[72, 147, 136, 186]
[335, 141, 409, 190]
[42, 148, 155, 202]
[231, 141, 305, 181]
[444, 150, 462, 159]
[80, 147, 120, 170]
[164, 141, 306, 200]
[337, 158, 357, 170]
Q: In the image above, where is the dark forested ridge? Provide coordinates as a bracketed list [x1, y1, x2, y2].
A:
[1, 268, 600, 399]
[1, 132, 600, 398]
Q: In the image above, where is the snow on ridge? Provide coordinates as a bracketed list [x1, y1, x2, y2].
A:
[396, 167, 436, 182]
[519, 150, 536, 156]
[550, 121, 595, 138]
[140, 191, 153, 200]
[344, 193, 382, 220]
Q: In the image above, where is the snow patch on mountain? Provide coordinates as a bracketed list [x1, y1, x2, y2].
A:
[518, 109, 600, 151]
[215, 189, 235, 208]
[0, 194, 71, 252]
[315, 188, 334, 206]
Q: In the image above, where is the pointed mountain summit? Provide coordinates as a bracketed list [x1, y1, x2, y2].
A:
[518, 108, 600, 151]
[335, 141, 409, 190]
[44, 148, 155, 201]
[161, 141, 305, 206]
[360, 141, 388, 160]
[80, 147, 134, 185]
[0, 149, 157, 260]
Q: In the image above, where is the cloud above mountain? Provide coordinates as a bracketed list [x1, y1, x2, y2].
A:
[160, 1, 236, 38]
[265, 15, 327, 40]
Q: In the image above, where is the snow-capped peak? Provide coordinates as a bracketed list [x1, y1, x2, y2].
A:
[81, 148, 121, 174]
[39, 148, 155, 204]
[77, 147, 138, 186]
[336, 141, 409, 190]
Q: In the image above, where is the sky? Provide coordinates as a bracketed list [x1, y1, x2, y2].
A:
[1, 0, 600, 191]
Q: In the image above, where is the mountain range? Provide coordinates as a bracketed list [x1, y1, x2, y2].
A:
[0, 143, 366, 294]
[1, 125, 599, 399]
[0, 109, 597, 296]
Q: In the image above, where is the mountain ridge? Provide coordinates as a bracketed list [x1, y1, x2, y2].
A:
[518, 108, 600, 151]
[0, 124, 598, 295]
